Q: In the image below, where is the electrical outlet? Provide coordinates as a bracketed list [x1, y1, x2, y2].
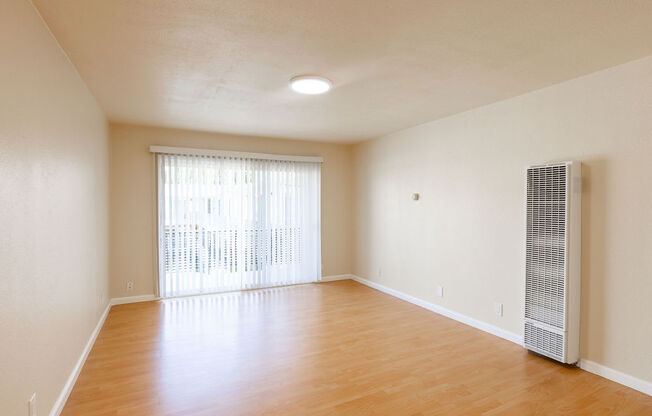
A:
[436, 285, 444, 297]
[29, 393, 37, 416]
[494, 302, 503, 317]
[126, 281, 134, 291]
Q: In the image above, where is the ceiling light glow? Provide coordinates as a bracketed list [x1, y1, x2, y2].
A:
[290, 75, 332, 95]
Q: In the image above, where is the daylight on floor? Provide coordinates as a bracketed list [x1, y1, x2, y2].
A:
[2, 1, 652, 415]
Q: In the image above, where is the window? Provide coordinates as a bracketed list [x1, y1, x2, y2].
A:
[155, 150, 321, 297]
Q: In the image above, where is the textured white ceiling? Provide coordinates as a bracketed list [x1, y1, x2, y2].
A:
[34, 0, 652, 142]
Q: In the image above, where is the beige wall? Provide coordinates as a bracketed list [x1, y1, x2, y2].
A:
[109, 123, 353, 298]
[0, 1, 109, 415]
[353, 55, 652, 383]
[3, 1, 650, 410]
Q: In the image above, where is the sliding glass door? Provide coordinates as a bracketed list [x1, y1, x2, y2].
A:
[156, 153, 321, 297]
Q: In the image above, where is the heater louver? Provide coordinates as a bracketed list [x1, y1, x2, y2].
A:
[524, 162, 581, 364]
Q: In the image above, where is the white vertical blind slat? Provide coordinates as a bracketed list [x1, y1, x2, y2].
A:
[157, 153, 321, 297]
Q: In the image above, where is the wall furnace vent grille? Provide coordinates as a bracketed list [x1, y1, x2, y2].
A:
[523, 162, 581, 364]
[525, 165, 566, 329]
[524, 321, 564, 361]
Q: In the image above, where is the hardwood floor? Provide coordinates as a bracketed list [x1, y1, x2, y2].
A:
[62, 280, 652, 415]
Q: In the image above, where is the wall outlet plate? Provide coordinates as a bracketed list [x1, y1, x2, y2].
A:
[126, 281, 134, 291]
[436, 285, 443, 297]
[494, 302, 503, 317]
[29, 393, 37, 416]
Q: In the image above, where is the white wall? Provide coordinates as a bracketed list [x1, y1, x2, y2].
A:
[0, 1, 109, 415]
[353, 55, 652, 384]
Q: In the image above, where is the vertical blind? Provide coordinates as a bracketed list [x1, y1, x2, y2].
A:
[156, 152, 321, 297]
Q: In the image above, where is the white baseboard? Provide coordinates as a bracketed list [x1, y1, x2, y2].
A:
[320, 274, 354, 282]
[50, 294, 158, 414]
[48, 276, 650, 416]
[351, 274, 652, 397]
[578, 359, 652, 396]
[50, 302, 111, 416]
[351, 275, 523, 345]
[110, 294, 159, 305]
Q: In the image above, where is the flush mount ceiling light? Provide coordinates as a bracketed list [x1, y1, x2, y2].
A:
[289, 75, 332, 95]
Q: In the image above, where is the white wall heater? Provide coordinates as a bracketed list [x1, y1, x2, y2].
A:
[524, 162, 581, 363]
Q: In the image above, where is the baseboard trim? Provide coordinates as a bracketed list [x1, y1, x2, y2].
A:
[110, 294, 159, 305]
[320, 274, 354, 282]
[48, 276, 650, 416]
[50, 302, 111, 416]
[578, 359, 652, 397]
[351, 275, 523, 345]
[350, 274, 652, 397]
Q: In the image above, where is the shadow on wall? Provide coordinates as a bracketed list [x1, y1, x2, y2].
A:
[579, 158, 607, 363]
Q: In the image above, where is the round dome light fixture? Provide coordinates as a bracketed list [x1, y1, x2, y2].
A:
[289, 75, 332, 95]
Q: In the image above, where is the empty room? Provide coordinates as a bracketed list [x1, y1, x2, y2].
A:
[2, 0, 652, 415]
